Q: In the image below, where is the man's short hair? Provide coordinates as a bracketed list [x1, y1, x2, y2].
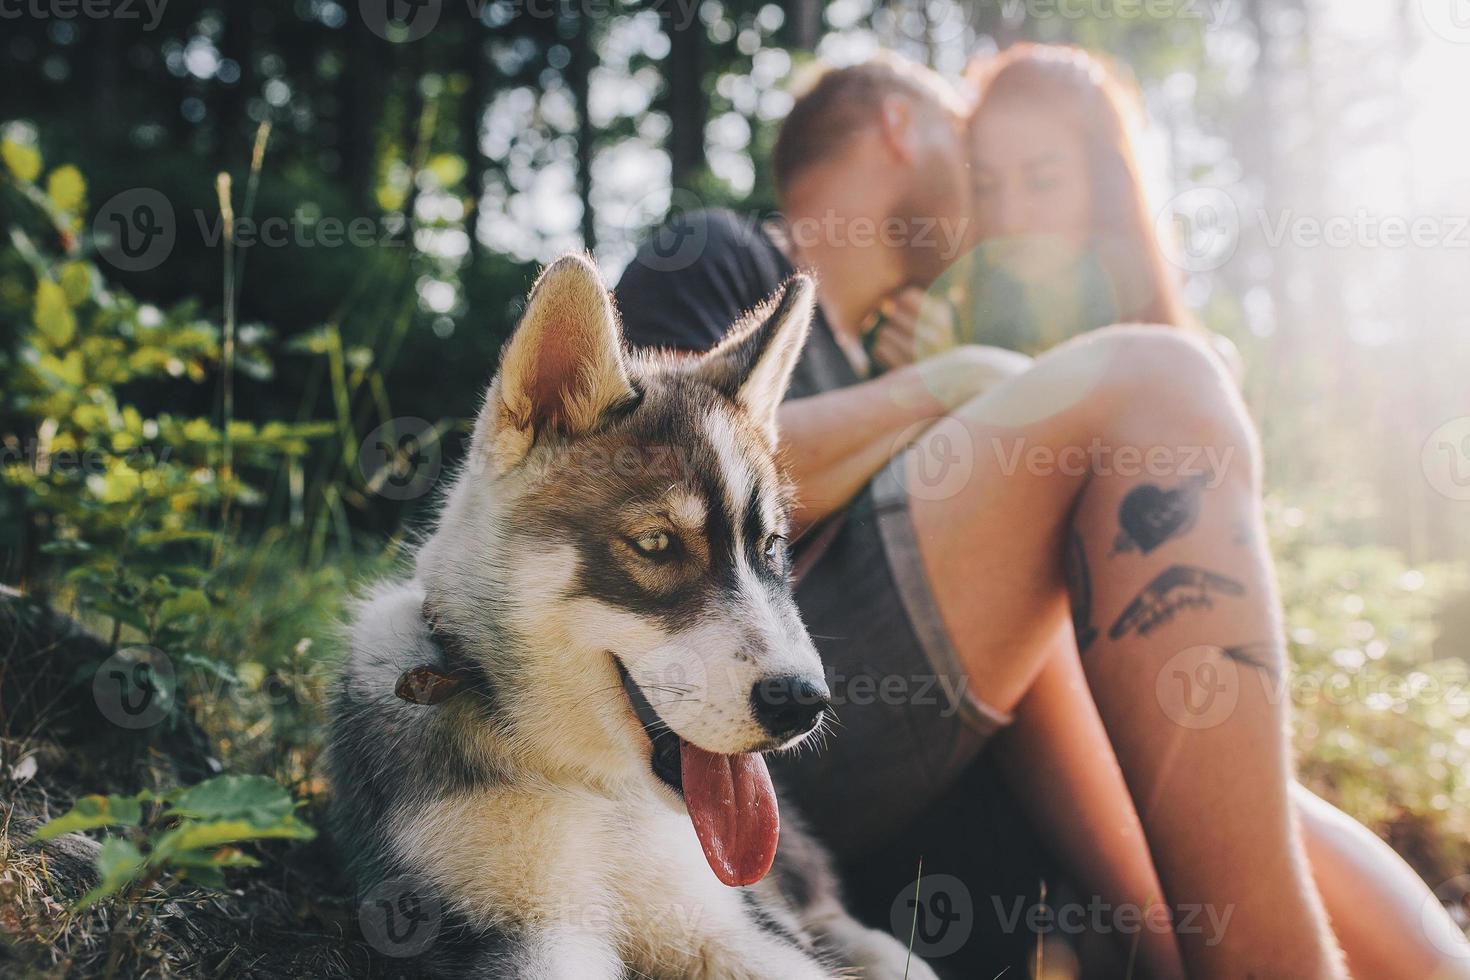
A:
[772, 52, 966, 202]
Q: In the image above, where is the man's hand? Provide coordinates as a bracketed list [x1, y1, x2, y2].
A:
[865, 287, 961, 372]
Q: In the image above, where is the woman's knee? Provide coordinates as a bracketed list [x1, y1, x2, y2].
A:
[1094, 324, 1232, 393]
[1088, 324, 1259, 467]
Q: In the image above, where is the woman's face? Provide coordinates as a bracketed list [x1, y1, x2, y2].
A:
[968, 97, 1093, 278]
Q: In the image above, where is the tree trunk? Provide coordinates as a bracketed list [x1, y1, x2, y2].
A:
[786, 0, 823, 50]
[660, 0, 707, 192]
[397, 43, 427, 247]
[214, 0, 254, 169]
[460, 21, 489, 265]
[570, 12, 597, 250]
[340, 23, 386, 215]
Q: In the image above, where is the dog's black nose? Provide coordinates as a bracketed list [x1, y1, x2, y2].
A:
[750, 675, 830, 741]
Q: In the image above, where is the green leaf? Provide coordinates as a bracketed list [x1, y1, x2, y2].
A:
[36, 350, 84, 386]
[151, 814, 315, 863]
[59, 262, 91, 305]
[46, 165, 87, 213]
[32, 793, 144, 842]
[86, 598, 149, 632]
[2, 138, 41, 183]
[78, 837, 146, 907]
[158, 588, 209, 625]
[34, 279, 77, 348]
[284, 325, 335, 355]
[169, 846, 261, 869]
[170, 846, 261, 889]
[133, 528, 216, 549]
[178, 864, 226, 889]
[164, 774, 299, 825]
[39, 539, 93, 555]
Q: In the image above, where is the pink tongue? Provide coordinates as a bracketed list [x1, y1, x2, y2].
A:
[679, 740, 779, 887]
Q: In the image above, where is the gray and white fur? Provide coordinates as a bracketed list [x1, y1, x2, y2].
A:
[327, 254, 938, 979]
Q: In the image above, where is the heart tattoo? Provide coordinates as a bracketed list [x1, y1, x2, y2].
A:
[1113, 477, 1205, 555]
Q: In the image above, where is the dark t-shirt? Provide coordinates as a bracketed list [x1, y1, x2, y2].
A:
[615, 209, 859, 401]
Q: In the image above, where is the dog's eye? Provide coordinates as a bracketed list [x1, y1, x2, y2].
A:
[631, 530, 675, 558]
[762, 533, 787, 571]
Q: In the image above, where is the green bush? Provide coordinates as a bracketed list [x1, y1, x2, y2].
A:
[1, 134, 351, 906]
[1269, 493, 1470, 880]
[30, 775, 316, 906]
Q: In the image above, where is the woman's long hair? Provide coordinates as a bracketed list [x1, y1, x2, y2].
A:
[965, 43, 1189, 328]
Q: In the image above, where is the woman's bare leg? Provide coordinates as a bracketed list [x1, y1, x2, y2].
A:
[900, 325, 1343, 978]
[1296, 784, 1470, 979]
[1000, 637, 1470, 979]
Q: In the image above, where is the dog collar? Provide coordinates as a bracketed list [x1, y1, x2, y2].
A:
[394, 605, 489, 706]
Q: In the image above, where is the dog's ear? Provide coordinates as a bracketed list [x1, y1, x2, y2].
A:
[478, 254, 635, 469]
[694, 275, 815, 443]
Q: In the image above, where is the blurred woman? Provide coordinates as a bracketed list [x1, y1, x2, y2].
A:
[868, 42, 1470, 980]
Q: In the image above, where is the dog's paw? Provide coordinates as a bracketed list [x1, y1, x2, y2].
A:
[840, 927, 940, 980]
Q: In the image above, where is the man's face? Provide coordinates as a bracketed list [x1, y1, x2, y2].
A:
[894, 101, 973, 283]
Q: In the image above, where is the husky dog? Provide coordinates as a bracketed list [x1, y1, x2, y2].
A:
[327, 255, 938, 978]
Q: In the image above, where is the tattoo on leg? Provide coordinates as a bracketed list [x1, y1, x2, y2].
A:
[1221, 641, 1277, 678]
[1108, 565, 1246, 640]
[1112, 476, 1205, 555]
[1065, 529, 1099, 653]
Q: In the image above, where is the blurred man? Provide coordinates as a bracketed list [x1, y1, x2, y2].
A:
[615, 52, 1347, 979]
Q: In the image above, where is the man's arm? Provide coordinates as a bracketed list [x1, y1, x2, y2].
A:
[612, 213, 1031, 533]
[779, 344, 1032, 534]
